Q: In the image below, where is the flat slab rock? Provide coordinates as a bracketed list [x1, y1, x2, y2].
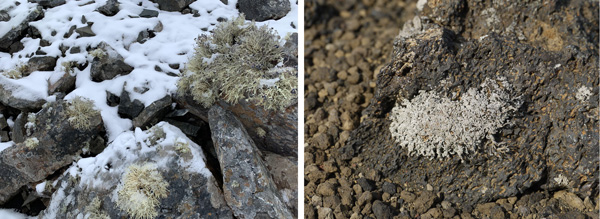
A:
[208, 105, 292, 218]
[339, 21, 598, 208]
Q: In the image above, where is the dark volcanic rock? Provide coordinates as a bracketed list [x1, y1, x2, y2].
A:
[150, 0, 195, 12]
[340, 19, 598, 208]
[132, 95, 172, 128]
[117, 90, 144, 119]
[0, 100, 104, 204]
[0, 6, 43, 52]
[97, 0, 120, 16]
[237, 0, 290, 21]
[0, 77, 46, 111]
[90, 42, 133, 82]
[208, 105, 292, 219]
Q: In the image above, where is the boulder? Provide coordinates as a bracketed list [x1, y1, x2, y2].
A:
[132, 95, 172, 128]
[38, 122, 233, 218]
[117, 90, 144, 119]
[97, 0, 120, 16]
[150, 0, 195, 12]
[22, 56, 57, 76]
[30, 0, 66, 8]
[339, 19, 598, 208]
[237, 0, 290, 21]
[90, 42, 133, 82]
[264, 152, 298, 216]
[208, 105, 292, 218]
[0, 5, 43, 52]
[47, 71, 76, 94]
[0, 100, 104, 204]
[0, 77, 47, 111]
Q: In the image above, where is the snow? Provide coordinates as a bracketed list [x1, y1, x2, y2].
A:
[0, 142, 14, 153]
[0, 209, 30, 219]
[35, 181, 47, 195]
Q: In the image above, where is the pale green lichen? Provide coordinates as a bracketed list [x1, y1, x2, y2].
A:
[146, 126, 166, 146]
[256, 127, 266, 138]
[174, 138, 190, 154]
[85, 197, 110, 219]
[24, 137, 39, 149]
[178, 15, 297, 111]
[61, 61, 76, 75]
[89, 48, 106, 59]
[116, 163, 168, 219]
[66, 97, 101, 131]
[1, 63, 29, 79]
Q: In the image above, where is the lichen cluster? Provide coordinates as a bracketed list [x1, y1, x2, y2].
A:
[66, 96, 101, 131]
[178, 15, 297, 111]
[24, 137, 39, 149]
[116, 163, 168, 219]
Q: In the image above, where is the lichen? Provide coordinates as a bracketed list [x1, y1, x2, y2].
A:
[178, 15, 297, 111]
[146, 126, 166, 146]
[116, 163, 168, 219]
[66, 96, 101, 131]
[85, 197, 110, 219]
[89, 48, 106, 59]
[24, 137, 39, 149]
[174, 138, 190, 154]
[61, 61, 76, 75]
[256, 127, 266, 138]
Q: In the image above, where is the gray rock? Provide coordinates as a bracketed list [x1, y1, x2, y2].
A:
[208, 105, 292, 218]
[264, 152, 298, 216]
[30, 0, 66, 8]
[237, 0, 290, 21]
[75, 25, 95, 37]
[24, 56, 57, 76]
[0, 115, 6, 130]
[132, 95, 172, 128]
[90, 42, 133, 82]
[150, 0, 195, 12]
[10, 113, 26, 143]
[136, 29, 150, 44]
[0, 100, 104, 204]
[372, 200, 393, 219]
[117, 90, 144, 119]
[0, 10, 9, 22]
[0, 6, 43, 52]
[0, 77, 46, 111]
[282, 32, 298, 67]
[0, 131, 7, 142]
[140, 9, 159, 18]
[97, 0, 119, 16]
[105, 91, 120, 107]
[163, 119, 201, 137]
[48, 71, 76, 94]
[37, 122, 233, 218]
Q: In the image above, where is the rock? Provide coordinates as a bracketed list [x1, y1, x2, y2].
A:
[317, 207, 333, 219]
[140, 9, 159, 18]
[237, 0, 291, 21]
[10, 113, 26, 143]
[136, 29, 151, 44]
[37, 122, 233, 218]
[176, 95, 298, 157]
[75, 25, 95, 37]
[283, 32, 298, 67]
[0, 100, 104, 204]
[0, 115, 7, 130]
[90, 42, 133, 82]
[132, 95, 172, 128]
[47, 71, 76, 94]
[372, 200, 393, 219]
[30, 0, 66, 8]
[264, 153, 298, 215]
[208, 105, 292, 218]
[105, 91, 120, 107]
[340, 17, 598, 208]
[24, 56, 57, 76]
[0, 10, 9, 21]
[0, 77, 46, 111]
[382, 182, 397, 195]
[150, 0, 195, 12]
[117, 90, 144, 119]
[163, 119, 200, 137]
[357, 178, 374, 192]
[554, 190, 585, 211]
[97, 0, 120, 16]
[0, 6, 43, 52]
[0, 131, 7, 142]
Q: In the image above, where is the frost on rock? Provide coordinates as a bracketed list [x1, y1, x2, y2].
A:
[389, 78, 521, 160]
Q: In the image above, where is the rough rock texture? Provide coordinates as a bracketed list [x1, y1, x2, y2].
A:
[150, 0, 195, 12]
[97, 0, 120, 16]
[30, 0, 66, 8]
[237, 0, 290, 21]
[140, 9, 159, 18]
[340, 3, 598, 211]
[208, 105, 292, 219]
[177, 95, 298, 157]
[90, 42, 133, 82]
[132, 95, 172, 128]
[0, 100, 104, 204]
[0, 77, 47, 111]
[117, 90, 144, 119]
[23, 56, 57, 76]
[48, 72, 76, 94]
[264, 152, 298, 216]
[37, 123, 233, 219]
[283, 32, 298, 67]
[0, 5, 44, 52]
[75, 25, 95, 37]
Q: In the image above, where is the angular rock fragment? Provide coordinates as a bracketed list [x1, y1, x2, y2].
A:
[0, 100, 104, 204]
[0, 77, 47, 111]
[150, 0, 195, 12]
[47, 71, 76, 94]
[117, 90, 144, 119]
[90, 42, 133, 82]
[0, 5, 43, 52]
[21, 56, 57, 76]
[75, 25, 95, 37]
[97, 0, 120, 16]
[237, 0, 290, 21]
[30, 0, 66, 8]
[140, 9, 159, 18]
[208, 105, 292, 218]
[264, 152, 298, 215]
[132, 95, 172, 128]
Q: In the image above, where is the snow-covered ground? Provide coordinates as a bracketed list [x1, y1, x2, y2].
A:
[0, 0, 297, 216]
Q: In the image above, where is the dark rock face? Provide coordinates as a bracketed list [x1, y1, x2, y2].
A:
[23, 56, 57, 76]
[90, 42, 133, 82]
[117, 90, 144, 119]
[0, 100, 104, 204]
[0, 77, 46, 111]
[208, 105, 292, 219]
[237, 0, 290, 21]
[30, 0, 66, 8]
[150, 0, 195, 12]
[75, 25, 95, 37]
[97, 0, 120, 16]
[283, 32, 298, 67]
[132, 95, 172, 128]
[0, 6, 44, 53]
[48, 71, 76, 94]
[340, 18, 598, 209]
[140, 9, 159, 18]
[176, 94, 298, 157]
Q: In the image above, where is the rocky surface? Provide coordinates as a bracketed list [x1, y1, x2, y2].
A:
[0, 77, 47, 111]
[150, 0, 195, 12]
[238, 0, 291, 21]
[0, 4, 43, 53]
[89, 42, 134, 82]
[305, 0, 598, 218]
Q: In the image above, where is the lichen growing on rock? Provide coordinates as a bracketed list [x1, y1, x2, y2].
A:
[116, 163, 168, 219]
[66, 96, 101, 131]
[85, 197, 110, 219]
[24, 137, 39, 149]
[178, 15, 297, 111]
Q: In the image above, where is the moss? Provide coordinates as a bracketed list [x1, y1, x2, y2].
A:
[116, 163, 168, 219]
[66, 96, 101, 131]
[178, 14, 297, 111]
[24, 137, 39, 149]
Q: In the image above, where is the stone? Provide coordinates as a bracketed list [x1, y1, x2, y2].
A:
[31, 0, 65, 8]
[0, 115, 6, 130]
[150, 0, 195, 12]
[136, 29, 151, 44]
[132, 95, 172, 128]
[0, 100, 104, 204]
[105, 91, 120, 107]
[357, 178, 374, 192]
[237, 0, 290, 21]
[90, 42, 133, 82]
[0, 131, 7, 142]
[208, 105, 292, 218]
[282, 32, 298, 67]
[10, 113, 26, 144]
[140, 9, 159, 18]
[117, 90, 144, 119]
[37, 122, 233, 218]
[372, 200, 393, 219]
[75, 25, 95, 37]
[163, 119, 200, 137]
[24, 56, 57, 76]
[0, 10, 9, 22]
[554, 190, 585, 211]
[382, 182, 397, 195]
[0, 6, 43, 52]
[97, 0, 120, 16]
[47, 71, 76, 94]
[0, 77, 46, 111]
